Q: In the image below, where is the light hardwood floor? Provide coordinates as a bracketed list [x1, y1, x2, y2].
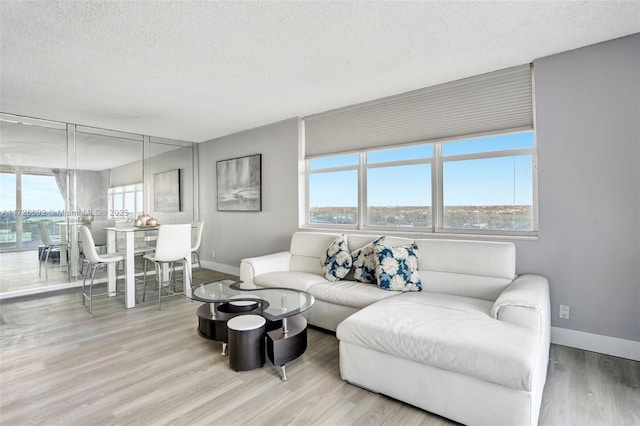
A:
[0, 249, 71, 293]
[0, 284, 638, 425]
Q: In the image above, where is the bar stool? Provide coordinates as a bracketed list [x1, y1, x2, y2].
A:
[227, 314, 266, 371]
[142, 224, 192, 310]
[78, 225, 125, 314]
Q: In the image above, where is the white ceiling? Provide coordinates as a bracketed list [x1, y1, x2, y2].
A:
[1, 1, 639, 143]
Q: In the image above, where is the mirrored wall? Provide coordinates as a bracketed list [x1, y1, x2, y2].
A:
[0, 113, 198, 297]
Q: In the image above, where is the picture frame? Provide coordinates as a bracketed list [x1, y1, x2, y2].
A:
[154, 169, 182, 212]
[217, 154, 262, 212]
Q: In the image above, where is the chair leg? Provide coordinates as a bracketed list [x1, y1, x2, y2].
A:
[44, 247, 51, 279]
[79, 254, 85, 276]
[185, 258, 192, 291]
[171, 262, 176, 293]
[40, 247, 48, 278]
[142, 258, 149, 302]
[193, 251, 202, 284]
[88, 264, 98, 314]
[81, 262, 89, 306]
[39, 247, 44, 277]
[156, 262, 162, 311]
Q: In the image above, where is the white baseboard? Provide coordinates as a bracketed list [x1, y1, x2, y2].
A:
[200, 260, 240, 277]
[551, 326, 640, 361]
[0, 281, 82, 300]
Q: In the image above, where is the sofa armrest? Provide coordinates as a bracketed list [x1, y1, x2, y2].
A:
[491, 274, 550, 333]
[239, 251, 291, 288]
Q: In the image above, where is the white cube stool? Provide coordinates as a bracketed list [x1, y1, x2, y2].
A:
[227, 314, 266, 371]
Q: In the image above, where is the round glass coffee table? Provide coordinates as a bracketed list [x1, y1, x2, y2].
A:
[191, 279, 315, 381]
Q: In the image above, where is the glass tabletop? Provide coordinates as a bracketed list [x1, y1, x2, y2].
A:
[191, 279, 315, 321]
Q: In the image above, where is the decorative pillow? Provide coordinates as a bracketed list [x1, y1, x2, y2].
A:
[321, 235, 353, 281]
[350, 236, 386, 283]
[374, 243, 422, 292]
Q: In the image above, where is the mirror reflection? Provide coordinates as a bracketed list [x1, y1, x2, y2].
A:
[0, 115, 196, 297]
[0, 119, 69, 293]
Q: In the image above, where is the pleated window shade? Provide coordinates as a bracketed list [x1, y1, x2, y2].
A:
[304, 64, 533, 158]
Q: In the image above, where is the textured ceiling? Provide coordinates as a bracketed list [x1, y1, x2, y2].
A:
[1, 1, 639, 143]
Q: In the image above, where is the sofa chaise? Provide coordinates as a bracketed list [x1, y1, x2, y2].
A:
[239, 231, 550, 426]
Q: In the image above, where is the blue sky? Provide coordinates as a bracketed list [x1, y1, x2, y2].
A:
[0, 173, 65, 211]
[309, 132, 534, 207]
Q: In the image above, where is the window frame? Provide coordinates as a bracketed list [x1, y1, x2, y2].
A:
[108, 182, 144, 219]
[363, 150, 434, 231]
[304, 129, 538, 238]
[306, 158, 360, 229]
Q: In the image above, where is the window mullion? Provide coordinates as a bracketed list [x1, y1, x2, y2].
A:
[433, 144, 443, 232]
[359, 152, 366, 229]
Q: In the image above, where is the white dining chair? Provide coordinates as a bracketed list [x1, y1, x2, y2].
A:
[191, 221, 204, 284]
[37, 221, 68, 279]
[79, 220, 115, 275]
[142, 224, 192, 310]
[78, 225, 125, 313]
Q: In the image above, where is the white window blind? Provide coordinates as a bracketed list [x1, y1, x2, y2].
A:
[304, 64, 533, 158]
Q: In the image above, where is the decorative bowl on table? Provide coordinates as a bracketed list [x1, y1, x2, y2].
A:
[134, 215, 159, 227]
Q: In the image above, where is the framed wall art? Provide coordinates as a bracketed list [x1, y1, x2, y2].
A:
[154, 169, 182, 212]
[217, 154, 262, 212]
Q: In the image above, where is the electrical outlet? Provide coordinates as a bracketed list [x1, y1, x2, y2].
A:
[211, 251, 216, 259]
[559, 304, 570, 320]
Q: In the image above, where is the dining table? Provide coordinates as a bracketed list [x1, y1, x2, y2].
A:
[105, 225, 192, 308]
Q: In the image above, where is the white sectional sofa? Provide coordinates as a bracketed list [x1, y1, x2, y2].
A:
[239, 231, 550, 426]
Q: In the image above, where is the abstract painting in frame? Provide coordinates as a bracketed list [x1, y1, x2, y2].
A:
[154, 169, 182, 212]
[217, 154, 262, 212]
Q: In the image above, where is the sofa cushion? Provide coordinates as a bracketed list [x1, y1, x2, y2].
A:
[351, 236, 385, 283]
[254, 271, 328, 292]
[336, 292, 541, 391]
[374, 243, 422, 292]
[321, 235, 352, 281]
[290, 232, 341, 275]
[418, 271, 513, 301]
[306, 280, 399, 309]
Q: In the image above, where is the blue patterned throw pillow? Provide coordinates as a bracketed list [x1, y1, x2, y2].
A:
[374, 243, 422, 292]
[351, 236, 386, 283]
[321, 235, 353, 281]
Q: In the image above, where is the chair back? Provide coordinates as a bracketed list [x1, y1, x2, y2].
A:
[191, 221, 204, 252]
[37, 221, 54, 245]
[154, 224, 192, 262]
[78, 225, 102, 264]
[90, 220, 115, 247]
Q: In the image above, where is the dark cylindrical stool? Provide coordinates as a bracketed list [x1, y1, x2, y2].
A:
[227, 314, 266, 371]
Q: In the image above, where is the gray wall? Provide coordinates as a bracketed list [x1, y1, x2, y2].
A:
[199, 35, 639, 342]
[517, 34, 639, 340]
[148, 145, 195, 225]
[76, 169, 109, 219]
[110, 160, 142, 187]
[198, 119, 299, 270]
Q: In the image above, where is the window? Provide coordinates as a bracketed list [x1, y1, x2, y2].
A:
[108, 183, 143, 219]
[441, 132, 535, 232]
[308, 154, 358, 225]
[0, 170, 66, 251]
[305, 130, 537, 236]
[366, 146, 432, 228]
